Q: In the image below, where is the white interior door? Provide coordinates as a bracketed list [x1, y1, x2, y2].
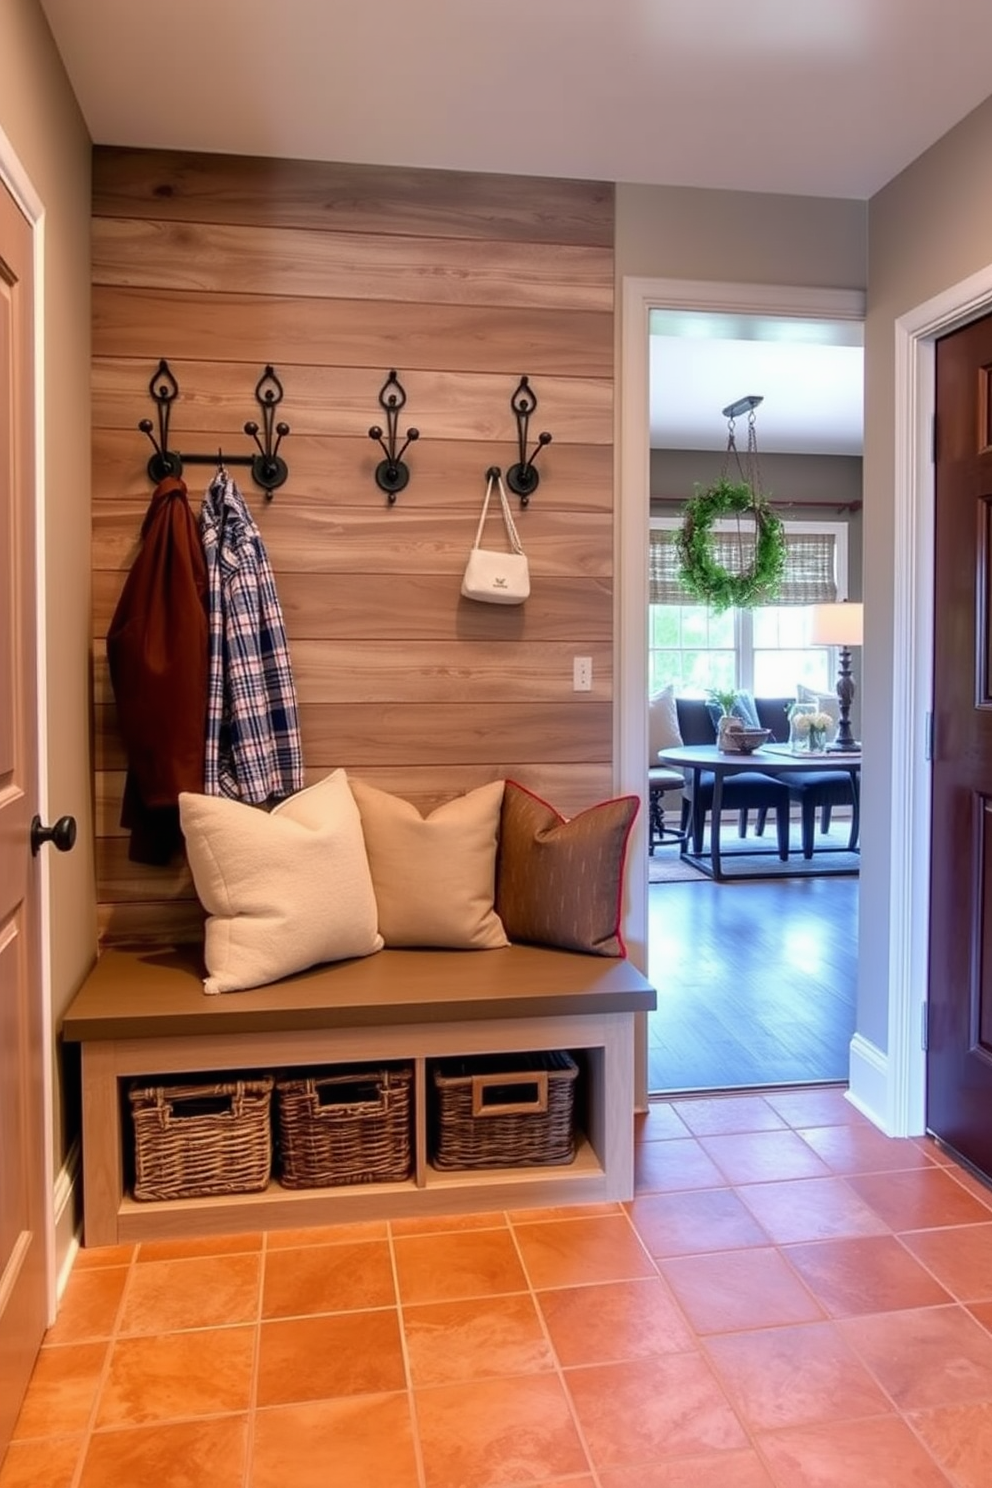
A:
[0, 176, 48, 1455]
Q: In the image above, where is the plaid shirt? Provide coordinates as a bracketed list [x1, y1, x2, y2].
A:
[200, 472, 304, 802]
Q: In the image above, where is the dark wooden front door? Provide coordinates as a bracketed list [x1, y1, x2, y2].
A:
[928, 313, 992, 1178]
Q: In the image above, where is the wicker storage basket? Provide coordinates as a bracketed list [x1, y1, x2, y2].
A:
[275, 1064, 414, 1188]
[129, 1077, 274, 1201]
[430, 1051, 579, 1170]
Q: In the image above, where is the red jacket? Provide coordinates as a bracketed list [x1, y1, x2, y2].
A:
[107, 476, 209, 863]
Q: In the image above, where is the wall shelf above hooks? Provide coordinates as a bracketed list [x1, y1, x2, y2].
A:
[137, 360, 291, 499]
[369, 370, 419, 502]
[506, 376, 552, 505]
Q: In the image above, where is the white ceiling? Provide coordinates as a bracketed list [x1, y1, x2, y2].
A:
[39, 0, 992, 199]
[42, 0, 968, 456]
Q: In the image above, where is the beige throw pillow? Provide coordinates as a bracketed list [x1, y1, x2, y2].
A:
[649, 683, 683, 759]
[179, 769, 383, 995]
[349, 779, 508, 949]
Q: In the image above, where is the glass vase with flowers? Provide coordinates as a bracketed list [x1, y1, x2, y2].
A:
[788, 701, 833, 753]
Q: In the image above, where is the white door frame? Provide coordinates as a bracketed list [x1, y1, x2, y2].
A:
[617, 276, 865, 1106]
[0, 122, 55, 1311]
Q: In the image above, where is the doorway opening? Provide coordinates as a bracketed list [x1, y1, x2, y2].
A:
[638, 299, 864, 1095]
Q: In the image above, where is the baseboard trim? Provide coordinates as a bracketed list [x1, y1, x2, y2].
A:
[54, 1139, 82, 1305]
[847, 1032, 891, 1133]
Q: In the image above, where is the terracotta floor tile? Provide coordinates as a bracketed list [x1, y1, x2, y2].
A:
[12, 1343, 108, 1439]
[784, 1235, 954, 1317]
[969, 1299, 992, 1333]
[44, 1265, 129, 1344]
[634, 1137, 727, 1193]
[136, 1232, 263, 1262]
[907, 1399, 992, 1488]
[251, 1394, 420, 1488]
[390, 1211, 507, 1237]
[846, 1166, 992, 1230]
[673, 1094, 786, 1136]
[415, 1374, 589, 1487]
[945, 1165, 992, 1210]
[735, 1176, 891, 1244]
[703, 1320, 893, 1430]
[755, 1415, 951, 1487]
[392, 1228, 528, 1305]
[262, 1239, 395, 1317]
[636, 1101, 691, 1140]
[513, 1214, 656, 1289]
[73, 1244, 136, 1270]
[118, 1252, 261, 1333]
[796, 1123, 936, 1174]
[506, 1202, 622, 1223]
[628, 1187, 771, 1258]
[564, 1354, 748, 1469]
[257, 1309, 405, 1406]
[403, 1292, 554, 1386]
[914, 1135, 958, 1165]
[0, 1434, 82, 1488]
[838, 1304, 992, 1411]
[698, 1130, 832, 1185]
[537, 1277, 695, 1365]
[599, 1451, 775, 1488]
[265, 1219, 389, 1246]
[899, 1223, 992, 1301]
[763, 1086, 868, 1128]
[78, 1415, 248, 1488]
[94, 1326, 255, 1427]
[659, 1247, 823, 1334]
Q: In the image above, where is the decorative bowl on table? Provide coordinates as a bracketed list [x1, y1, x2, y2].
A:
[734, 728, 772, 755]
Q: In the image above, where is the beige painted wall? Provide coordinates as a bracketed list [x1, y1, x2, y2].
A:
[863, 90, 992, 1053]
[0, 0, 94, 1159]
[616, 184, 866, 288]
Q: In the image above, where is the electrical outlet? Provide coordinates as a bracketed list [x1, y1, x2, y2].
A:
[573, 656, 593, 692]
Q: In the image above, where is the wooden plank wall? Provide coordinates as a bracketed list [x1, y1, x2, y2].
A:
[91, 148, 616, 944]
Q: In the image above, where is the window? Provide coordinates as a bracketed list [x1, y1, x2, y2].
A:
[648, 518, 849, 697]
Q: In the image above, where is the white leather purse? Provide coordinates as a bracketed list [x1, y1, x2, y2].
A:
[461, 470, 530, 605]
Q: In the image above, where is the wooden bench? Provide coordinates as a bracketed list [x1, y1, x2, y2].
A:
[62, 943, 656, 1246]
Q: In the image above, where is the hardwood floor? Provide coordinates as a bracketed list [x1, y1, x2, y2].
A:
[647, 873, 858, 1094]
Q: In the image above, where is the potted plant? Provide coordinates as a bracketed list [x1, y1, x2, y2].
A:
[708, 688, 743, 752]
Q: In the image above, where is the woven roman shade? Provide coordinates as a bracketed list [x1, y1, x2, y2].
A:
[648, 526, 837, 606]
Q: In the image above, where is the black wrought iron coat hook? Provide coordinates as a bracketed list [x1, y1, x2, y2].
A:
[506, 376, 552, 504]
[138, 360, 291, 499]
[368, 370, 419, 502]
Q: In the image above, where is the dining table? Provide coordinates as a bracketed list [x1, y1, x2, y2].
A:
[657, 742, 862, 881]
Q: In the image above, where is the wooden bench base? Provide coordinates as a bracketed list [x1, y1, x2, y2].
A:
[62, 945, 656, 1246]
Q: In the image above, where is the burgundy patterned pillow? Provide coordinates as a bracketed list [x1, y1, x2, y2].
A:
[495, 781, 639, 956]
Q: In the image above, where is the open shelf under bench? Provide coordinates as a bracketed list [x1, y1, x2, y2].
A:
[62, 944, 657, 1245]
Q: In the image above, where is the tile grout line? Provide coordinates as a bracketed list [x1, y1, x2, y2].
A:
[387, 1219, 429, 1488]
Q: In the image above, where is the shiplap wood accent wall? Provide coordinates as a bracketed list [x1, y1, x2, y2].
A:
[91, 148, 616, 944]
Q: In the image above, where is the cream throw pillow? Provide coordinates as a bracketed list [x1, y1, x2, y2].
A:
[349, 779, 508, 949]
[179, 769, 383, 995]
[796, 682, 840, 738]
[649, 683, 683, 759]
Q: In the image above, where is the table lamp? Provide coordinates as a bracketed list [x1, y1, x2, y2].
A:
[809, 601, 863, 751]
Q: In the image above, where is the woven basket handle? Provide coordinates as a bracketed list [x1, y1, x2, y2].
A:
[309, 1077, 388, 1118]
[471, 1070, 549, 1118]
[155, 1084, 242, 1126]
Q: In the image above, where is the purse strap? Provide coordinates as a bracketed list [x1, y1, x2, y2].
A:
[471, 471, 525, 555]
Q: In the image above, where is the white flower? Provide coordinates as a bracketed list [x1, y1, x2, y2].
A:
[792, 710, 833, 736]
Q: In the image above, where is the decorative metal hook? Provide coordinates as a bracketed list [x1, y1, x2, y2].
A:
[506, 376, 552, 505]
[369, 370, 419, 502]
[244, 364, 290, 498]
[136, 360, 292, 498]
[138, 359, 183, 482]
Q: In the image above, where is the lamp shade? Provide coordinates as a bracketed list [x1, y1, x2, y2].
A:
[809, 602, 863, 647]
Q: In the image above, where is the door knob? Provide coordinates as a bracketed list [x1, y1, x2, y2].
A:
[30, 814, 77, 856]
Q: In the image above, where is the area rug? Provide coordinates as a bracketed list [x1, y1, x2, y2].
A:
[648, 819, 858, 883]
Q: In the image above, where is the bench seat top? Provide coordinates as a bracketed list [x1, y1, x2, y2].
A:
[62, 944, 657, 1042]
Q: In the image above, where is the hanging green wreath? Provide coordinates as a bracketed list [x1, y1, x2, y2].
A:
[675, 478, 786, 613]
